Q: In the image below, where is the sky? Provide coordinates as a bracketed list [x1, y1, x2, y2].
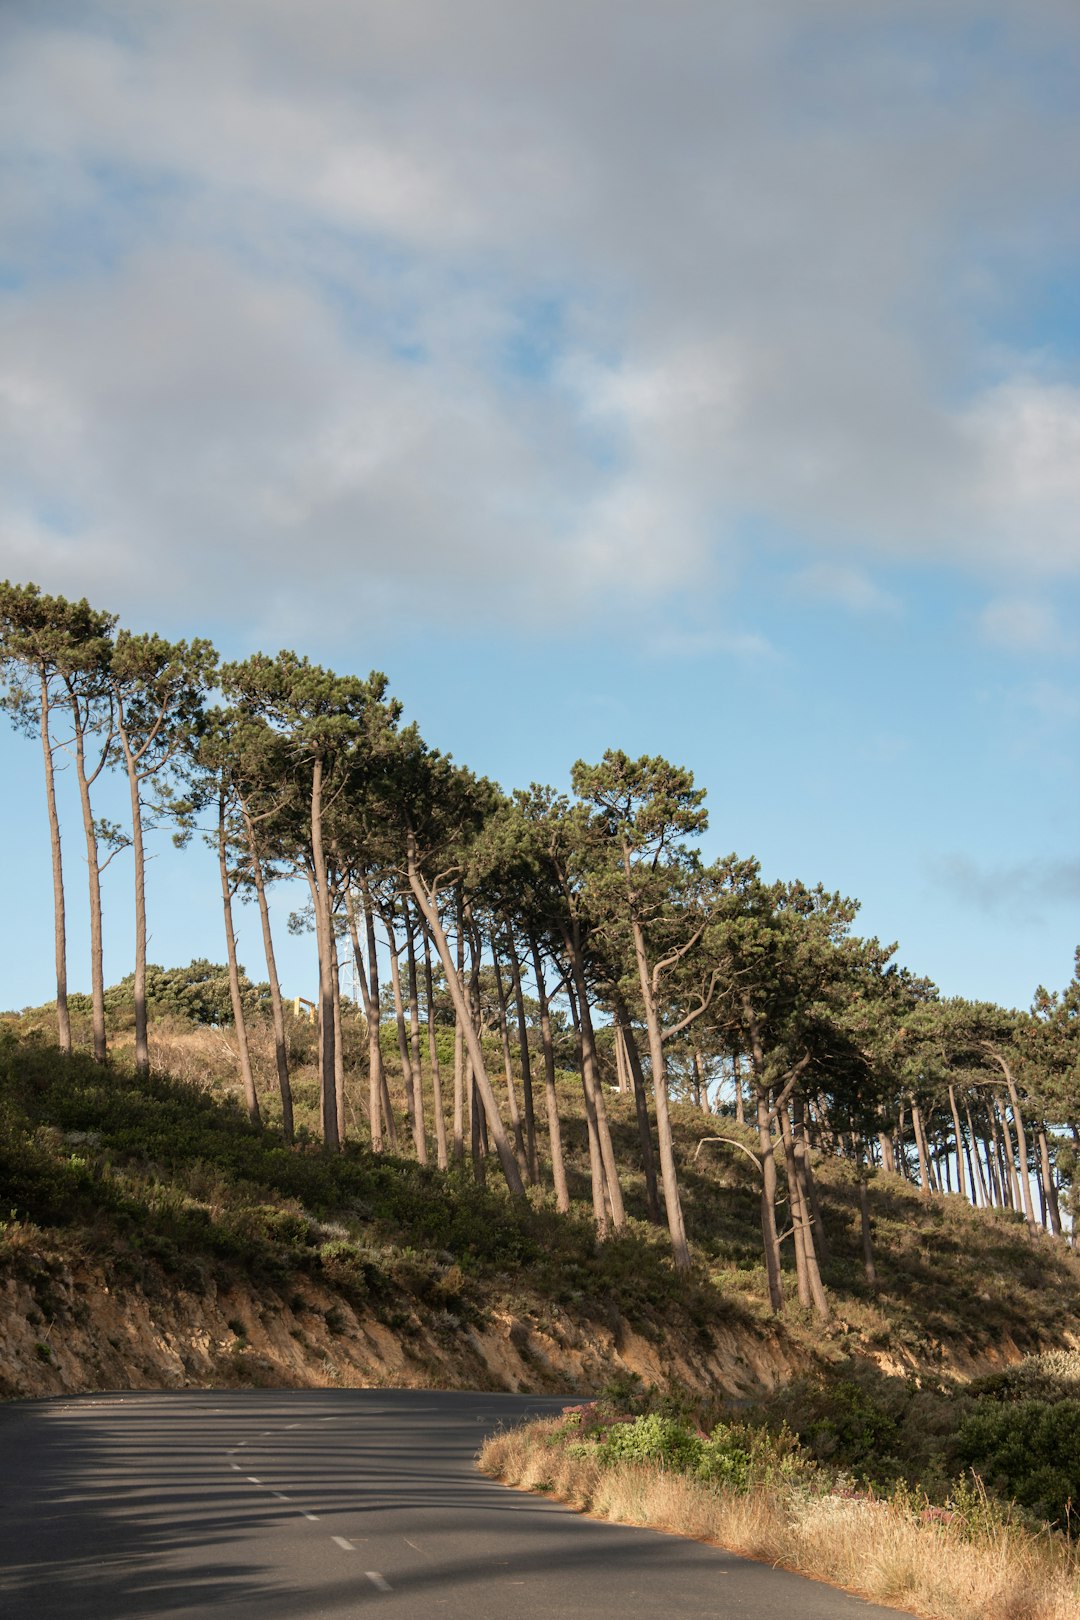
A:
[1, 0, 1078, 1015]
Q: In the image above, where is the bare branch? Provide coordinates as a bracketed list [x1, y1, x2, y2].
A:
[694, 1134, 763, 1177]
[651, 921, 706, 986]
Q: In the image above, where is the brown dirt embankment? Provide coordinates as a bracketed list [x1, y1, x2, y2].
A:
[0, 1240, 806, 1400]
[3, 1233, 1068, 1405]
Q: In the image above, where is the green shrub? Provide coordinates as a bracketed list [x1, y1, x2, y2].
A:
[967, 1351, 1080, 1406]
[598, 1413, 704, 1472]
[778, 1375, 903, 1474]
[695, 1426, 753, 1489]
[955, 1399, 1080, 1530]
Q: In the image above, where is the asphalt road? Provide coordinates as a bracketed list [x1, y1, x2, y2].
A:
[0, 1389, 907, 1619]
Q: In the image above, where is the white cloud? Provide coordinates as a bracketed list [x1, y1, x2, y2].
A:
[789, 564, 900, 615]
[963, 382, 1080, 574]
[978, 595, 1077, 655]
[930, 853, 1080, 924]
[1, 2, 1080, 640]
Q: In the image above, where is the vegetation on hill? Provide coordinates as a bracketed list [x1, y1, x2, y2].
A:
[1, 580, 1077, 1330]
[1, 1013, 1077, 1376]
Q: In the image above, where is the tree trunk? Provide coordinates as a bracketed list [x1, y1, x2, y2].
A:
[573, 958, 626, 1229]
[468, 1054, 485, 1186]
[794, 1131, 829, 1316]
[343, 882, 380, 1152]
[328, 899, 347, 1144]
[217, 785, 259, 1123]
[781, 1103, 828, 1316]
[422, 926, 449, 1171]
[452, 897, 466, 1165]
[359, 875, 396, 1149]
[39, 676, 70, 1052]
[465, 911, 487, 1187]
[984, 1104, 1006, 1206]
[733, 1052, 745, 1126]
[691, 1045, 705, 1111]
[854, 1138, 877, 1290]
[896, 1103, 909, 1180]
[1037, 1126, 1063, 1237]
[403, 904, 428, 1166]
[911, 1101, 932, 1196]
[529, 939, 570, 1214]
[490, 935, 528, 1177]
[504, 923, 540, 1185]
[613, 1021, 630, 1093]
[627, 908, 687, 1266]
[995, 1094, 1023, 1215]
[779, 1106, 813, 1309]
[385, 905, 421, 1157]
[68, 692, 108, 1062]
[963, 1105, 985, 1207]
[994, 1056, 1038, 1235]
[308, 758, 339, 1151]
[794, 1095, 829, 1264]
[243, 805, 293, 1142]
[743, 998, 798, 1314]
[610, 991, 662, 1225]
[755, 1085, 785, 1313]
[565, 978, 610, 1234]
[406, 848, 525, 1197]
[947, 1085, 967, 1202]
[116, 720, 150, 1078]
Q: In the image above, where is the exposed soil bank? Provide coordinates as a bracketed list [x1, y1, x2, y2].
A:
[2, 1242, 1068, 1404]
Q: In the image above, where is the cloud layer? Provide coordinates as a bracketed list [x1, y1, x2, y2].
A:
[2, 1, 1080, 637]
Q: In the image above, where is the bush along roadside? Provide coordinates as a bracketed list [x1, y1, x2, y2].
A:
[478, 1373, 1080, 1620]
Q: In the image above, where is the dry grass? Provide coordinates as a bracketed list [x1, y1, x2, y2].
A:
[479, 1419, 1080, 1620]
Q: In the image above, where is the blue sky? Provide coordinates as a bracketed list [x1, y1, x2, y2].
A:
[1, 1, 1078, 1015]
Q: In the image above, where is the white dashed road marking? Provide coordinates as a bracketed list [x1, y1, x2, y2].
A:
[366, 1572, 392, 1592]
[332, 1536, 355, 1551]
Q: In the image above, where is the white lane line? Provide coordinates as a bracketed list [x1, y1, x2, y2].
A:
[246, 1476, 262, 1485]
[366, 1572, 392, 1592]
[229, 1464, 241, 1472]
[272, 1492, 291, 1502]
[332, 1536, 355, 1551]
[303, 1513, 320, 1522]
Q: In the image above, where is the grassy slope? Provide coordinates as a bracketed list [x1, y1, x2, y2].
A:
[1, 1011, 1078, 1399]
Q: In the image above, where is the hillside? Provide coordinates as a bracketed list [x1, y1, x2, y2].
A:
[2, 1017, 1077, 1405]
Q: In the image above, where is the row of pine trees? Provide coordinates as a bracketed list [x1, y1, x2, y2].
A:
[2, 580, 1077, 1320]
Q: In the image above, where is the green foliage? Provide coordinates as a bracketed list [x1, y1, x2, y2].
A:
[956, 1400, 1080, 1530]
[566, 1400, 814, 1496]
[798, 1376, 902, 1470]
[598, 1412, 705, 1471]
[968, 1350, 1080, 1406]
[68, 960, 272, 1027]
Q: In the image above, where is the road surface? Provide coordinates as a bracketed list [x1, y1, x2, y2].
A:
[0, 1389, 907, 1618]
